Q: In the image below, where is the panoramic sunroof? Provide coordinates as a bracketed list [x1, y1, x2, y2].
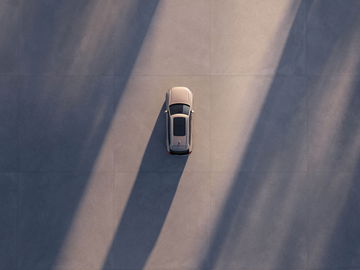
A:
[173, 117, 186, 136]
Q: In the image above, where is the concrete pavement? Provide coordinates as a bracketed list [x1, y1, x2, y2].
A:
[0, 0, 360, 269]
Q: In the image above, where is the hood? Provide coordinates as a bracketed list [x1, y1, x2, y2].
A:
[169, 87, 191, 105]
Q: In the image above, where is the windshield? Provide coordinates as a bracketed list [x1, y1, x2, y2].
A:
[169, 104, 190, 115]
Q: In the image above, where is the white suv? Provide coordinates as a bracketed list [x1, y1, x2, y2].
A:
[165, 87, 194, 154]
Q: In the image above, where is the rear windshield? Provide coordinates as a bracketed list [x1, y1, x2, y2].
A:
[169, 104, 190, 115]
[173, 117, 186, 136]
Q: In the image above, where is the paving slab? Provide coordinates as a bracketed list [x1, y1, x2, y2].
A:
[21, 0, 123, 75]
[109, 172, 211, 270]
[0, 1, 20, 74]
[0, 173, 17, 270]
[129, 0, 210, 75]
[206, 171, 308, 270]
[307, 76, 360, 173]
[18, 172, 114, 270]
[306, 171, 360, 269]
[0, 76, 20, 172]
[306, 0, 360, 76]
[19, 76, 115, 172]
[211, 0, 306, 75]
[210, 75, 308, 173]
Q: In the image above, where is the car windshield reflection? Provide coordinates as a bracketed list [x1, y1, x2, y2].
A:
[169, 104, 190, 115]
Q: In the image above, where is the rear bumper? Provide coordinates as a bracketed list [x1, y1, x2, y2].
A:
[169, 149, 190, 155]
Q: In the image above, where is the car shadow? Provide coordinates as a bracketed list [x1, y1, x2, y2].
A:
[102, 103, 189, 269]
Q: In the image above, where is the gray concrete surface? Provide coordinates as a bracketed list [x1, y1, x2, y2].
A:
[0, 0, 359, 270]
